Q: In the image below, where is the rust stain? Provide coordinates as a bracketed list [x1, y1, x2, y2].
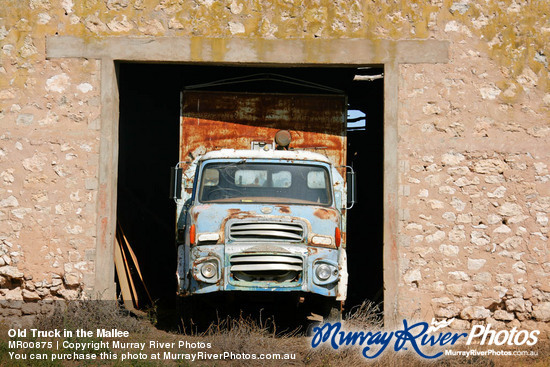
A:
[307, 247, 319, 255]
[222, 210, 255, 229]
[276, 205, 291, 214]
[192, 210, 200, 222]
[98, 183, 107, 211]
[227, 210, 254, 218]
[100, 217, 108, 247]
[313, 208, 338, 220]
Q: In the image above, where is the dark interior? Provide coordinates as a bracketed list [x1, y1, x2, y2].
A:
[116, 63, 384, 320]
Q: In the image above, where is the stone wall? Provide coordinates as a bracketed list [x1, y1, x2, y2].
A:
[0, 53, 101, 320]
[1, 0, 103, 323]
[396, 5, 550, 333]
[0, 0, 548, 331]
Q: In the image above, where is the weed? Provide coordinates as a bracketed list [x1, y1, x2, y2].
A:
[33, 301, 147, 334]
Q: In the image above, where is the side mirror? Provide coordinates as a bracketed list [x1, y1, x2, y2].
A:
[170, 167, 182, 200]
[346, 170, 357, 209]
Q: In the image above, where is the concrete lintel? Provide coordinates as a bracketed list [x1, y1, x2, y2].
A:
[396, 39, 449, 64]
[46, 36, 448, 65]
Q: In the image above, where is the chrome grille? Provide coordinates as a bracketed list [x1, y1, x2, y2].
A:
[230, 254, 303, 283]
[228, 221, 305, 242]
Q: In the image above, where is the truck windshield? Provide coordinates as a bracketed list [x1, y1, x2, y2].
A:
[198, 162, 332, 206]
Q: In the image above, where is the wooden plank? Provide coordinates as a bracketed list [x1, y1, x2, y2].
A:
[118, 223, 153, 305]
[116, 228, 140, 309]
[114, 239, 136, 312]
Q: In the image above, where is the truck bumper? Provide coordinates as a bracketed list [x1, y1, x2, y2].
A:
[180, 244, 345, 299]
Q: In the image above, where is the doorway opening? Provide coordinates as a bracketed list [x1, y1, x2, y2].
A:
[116, 63, 384, 322]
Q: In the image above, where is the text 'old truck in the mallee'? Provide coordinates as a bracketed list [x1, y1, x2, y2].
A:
[170, 82, 356, 324]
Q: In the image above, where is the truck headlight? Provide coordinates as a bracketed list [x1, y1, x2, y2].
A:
[192, 256, 220, 284]
[313, 261, 338, 285]
[200, 262, 217, 279]
[316, 264, 332, 281]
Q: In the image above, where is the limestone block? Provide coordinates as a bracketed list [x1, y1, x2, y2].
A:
[107, 16, 134, 32]
[3, 288, 23, 301]
[447, 284, 463, 295]
[505, 298, 525, 312]
[532, 302, 550, 322]
[473, 272, 492, 283]
[63, 272, 80, 287]
[426, 230, 445, 243]
[57, 289, 79, 300]
[0, 266, 24, 279]
[460, 306, 490, 320]
[436, 306, 459, 318]
[443, 212, 457, 221]
[439, 244, 459, 256]
[0, 196, 19, 208]
[22, 289, 41, 301]
[497, 202, 523, 217]
[493, 310, 515, 321]
[441, 153, 465, 166]
[404, 269, 422, 284]
[449, 227, 466, 243]
[449, 319, 471, 330]
[467, 259, 486, 270]
[46, 73, 70, 93]
[449, 271, 470, 281]
[473, 159, 508, 174]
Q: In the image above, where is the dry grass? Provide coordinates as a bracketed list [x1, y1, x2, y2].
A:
[4, 300, 543, 367]
[33, 300, 148, 334]
[198, 316, 303, 366]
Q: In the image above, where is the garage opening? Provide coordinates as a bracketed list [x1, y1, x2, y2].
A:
[116, 63, 384, 323]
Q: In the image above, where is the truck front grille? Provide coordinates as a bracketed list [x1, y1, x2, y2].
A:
[230, 254, 303, 283]
[228, 221, 305, 242]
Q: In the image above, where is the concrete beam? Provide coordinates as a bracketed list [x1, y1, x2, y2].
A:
[383, 61, 400, 329]
[46, 36, 448, 65]
[94, 58, 118, 300]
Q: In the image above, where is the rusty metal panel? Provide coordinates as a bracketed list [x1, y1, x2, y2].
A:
[180, 91, 347, 172]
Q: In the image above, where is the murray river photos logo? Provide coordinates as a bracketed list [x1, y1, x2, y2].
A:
[311, 318, 540, 359]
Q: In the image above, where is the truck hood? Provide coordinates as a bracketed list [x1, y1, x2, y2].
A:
[190, 203, 340, 243]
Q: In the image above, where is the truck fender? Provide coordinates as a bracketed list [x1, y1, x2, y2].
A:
[336, 248, 348, 301]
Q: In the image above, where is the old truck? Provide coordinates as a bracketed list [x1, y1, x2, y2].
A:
[170, 80, 355, 324]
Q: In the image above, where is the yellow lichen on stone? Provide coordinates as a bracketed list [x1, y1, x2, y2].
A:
[446, 0, 549, 94]
[0, 0, 548, 92]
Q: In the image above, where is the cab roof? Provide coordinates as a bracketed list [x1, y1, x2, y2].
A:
[199, 149, 332, 165]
